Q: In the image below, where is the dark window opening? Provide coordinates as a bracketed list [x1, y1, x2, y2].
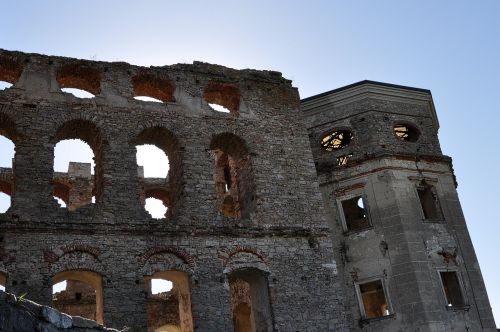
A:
[341, 196, 370, 232]
[358, 280, 391, 319]
[417, 181, 443, 220]
[210, 133, 255, 219]
[321, 130, 353, 151]
[440, 271, 465, 307]
[229, 269, 273, 332]
[394, 124, 420, 142]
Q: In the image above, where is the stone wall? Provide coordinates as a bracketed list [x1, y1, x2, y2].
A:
[0, 49, 347, 331]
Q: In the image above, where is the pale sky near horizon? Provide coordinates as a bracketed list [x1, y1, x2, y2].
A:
[0, 0, 499, 326]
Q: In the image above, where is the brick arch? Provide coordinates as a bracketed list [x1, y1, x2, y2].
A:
[138, 246, 196, 275]
[49, 252, 105, 278]
[221, 246, 270, 275]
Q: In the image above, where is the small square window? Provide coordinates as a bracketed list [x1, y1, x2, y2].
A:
[339, 195, 371, 232]
[417, 181, 443, 221]
[439, 271, 465, 307]
[357, 279, 392, 319]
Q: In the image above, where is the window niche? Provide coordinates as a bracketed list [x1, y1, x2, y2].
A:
[439, 271, 466, 308]
[145, 271, 193, 332]
[338, 194, 371, 233]
[210, 133, 255, 219]
[52, 270, 104, 324]
[393, 123, 420, 142]
[416, 180, 443, 221]
[229, 269, 274, 332]
[356, 279, 392, 320]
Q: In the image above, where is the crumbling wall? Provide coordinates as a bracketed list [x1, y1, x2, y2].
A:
[0, 48, 347, 332]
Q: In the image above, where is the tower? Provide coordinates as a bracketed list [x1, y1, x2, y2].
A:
[302, 81, 496, 331]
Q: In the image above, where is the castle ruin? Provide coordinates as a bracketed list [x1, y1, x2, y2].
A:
[0, 49, 496, 331]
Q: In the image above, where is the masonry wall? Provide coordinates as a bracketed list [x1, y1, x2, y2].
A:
[0, 49, 347, 331]
[302, 84, 496, 332]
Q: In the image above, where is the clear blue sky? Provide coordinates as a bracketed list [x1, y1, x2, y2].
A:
[0, 0, 499, 325]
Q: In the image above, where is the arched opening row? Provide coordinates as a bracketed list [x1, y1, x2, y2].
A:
[0, 55, 240, 116]
[45, 269, 272, 332]
[0, 116, 254, 219]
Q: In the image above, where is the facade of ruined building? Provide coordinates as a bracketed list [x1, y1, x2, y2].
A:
[301, 81, 496, 331]
[0, 48, 495, 332]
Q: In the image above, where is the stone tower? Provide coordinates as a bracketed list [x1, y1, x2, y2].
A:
[301, 81, 496, 331]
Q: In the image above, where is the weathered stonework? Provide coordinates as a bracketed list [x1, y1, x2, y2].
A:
[0, 49, 346, 331]
[0, 49, 495, 331]
[302, 81, 496, 331]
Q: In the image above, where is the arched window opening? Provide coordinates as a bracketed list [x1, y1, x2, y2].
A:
[0, 81, 13, 90]
[321, 129, 353, 151]
[0, 120, 16, 213]
[0, 273, 6, 292]
[0, 54, 23, 88]
[53, 120, 103, 210]
[145, 271, 193, 332]
[132, 73, 175, 103]
[204, 82, 240, 116]
[229, 269, 273, 332]
[132, 127, 181, 218]
[52, 270, 104, 324]
[57, 63, 101, 98]
[210, 133, 255, 219]
[394, 123, 420, 142]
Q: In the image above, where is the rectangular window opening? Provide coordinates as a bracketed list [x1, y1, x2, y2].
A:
[417, 184, 443, 220]
[440, 271, 465, 307]
[341, 195, 370, 232]
[358, 280, 391, 319]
